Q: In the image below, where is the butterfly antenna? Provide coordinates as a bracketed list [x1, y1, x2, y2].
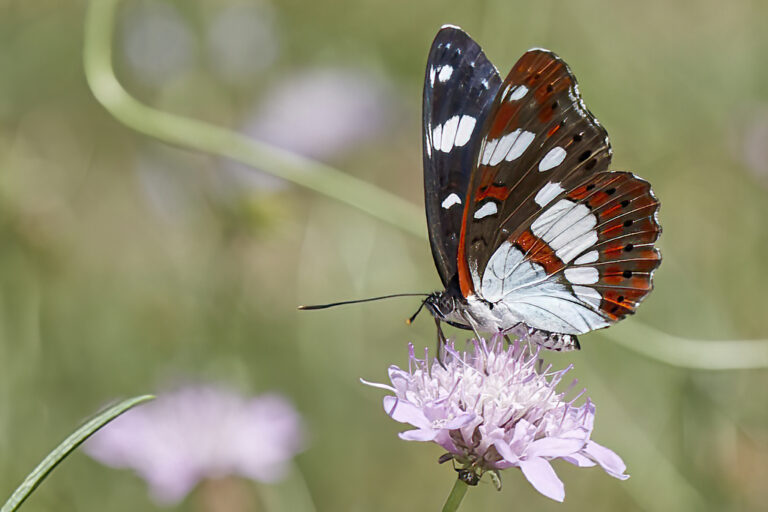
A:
[298, 293, 429, 311]
[405, 299, 428, 325]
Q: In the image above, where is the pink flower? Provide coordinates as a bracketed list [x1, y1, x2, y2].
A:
[363, 335, 628, 502]
[84, 385, 305, 505]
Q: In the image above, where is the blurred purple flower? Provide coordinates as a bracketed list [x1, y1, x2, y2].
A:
[364, 335, 628, 502]
[85, 385, 305, 505]
[223, 68, 394, 192]
[245, 69, 393, 160]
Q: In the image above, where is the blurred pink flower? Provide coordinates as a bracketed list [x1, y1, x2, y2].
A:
[245, 68, 393, 160]
[223, 68, 395, 192]
[364, 335, 628, 502]
[85, 385, 305, 505]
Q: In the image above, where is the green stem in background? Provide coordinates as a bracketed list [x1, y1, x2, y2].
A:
[83, 0, 424, 239]
[0, 395, 154, 512]
[82, 0, 768, 370]
[441, 478, 469, 512]
[599, 321, 768, 370]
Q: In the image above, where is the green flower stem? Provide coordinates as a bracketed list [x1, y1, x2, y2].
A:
[598, 321, 768, 370]
[441, 479, 469, 512]
[82, 0, 768, 370]
[83, 0, 424, 239]
[1, 395, 154, 512]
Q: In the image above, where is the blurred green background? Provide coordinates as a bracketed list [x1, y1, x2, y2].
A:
[1, 0, 767, 510]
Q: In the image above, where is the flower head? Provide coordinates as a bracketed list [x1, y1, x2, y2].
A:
[85, 385, 305, 505]
[364, 335, 628, 502]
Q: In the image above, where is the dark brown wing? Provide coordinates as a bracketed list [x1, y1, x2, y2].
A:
[423, 26, 502, 287]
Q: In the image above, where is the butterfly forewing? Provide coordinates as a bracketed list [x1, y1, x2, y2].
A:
[449, 46, 661, 335]
[456, 49, 613, 295]
[423, 26, 502, 287]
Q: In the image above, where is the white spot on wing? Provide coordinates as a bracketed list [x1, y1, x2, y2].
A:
[439, 116, 460, 153]
[438, 65, 453, 82]
[573, 285, 601, 309]
[565, 267, 599, 284]
[481, 129, 535, 166]
[556, 230, 598, 264]
[539, 147, 567, 172]
[429, 66, 436, 85]
[531, 199, 598, 263]
[574, 250, 599, 265]
[481, 138, 499, 165]
[432, 124, 442, 151]
[441, 193, 462, 209]
[489, 131, 519, 166]
[474, 201, 498, 219]
[501, 84, 528, 101]
[508, 85, 528, 100]
[505, 130, 535, 161]
[454, 115, 476, 147]
[534, 182, 564, 207]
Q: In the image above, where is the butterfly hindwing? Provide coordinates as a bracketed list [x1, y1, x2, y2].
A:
[477, 171, 661, 334]
[423, 26, 502, 287]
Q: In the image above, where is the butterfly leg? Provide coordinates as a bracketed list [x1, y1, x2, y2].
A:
[468, 322, 484, 344]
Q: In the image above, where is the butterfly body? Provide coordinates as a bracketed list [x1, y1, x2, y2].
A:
[422, 26, 661, 350]
[425, 283, 582, 351]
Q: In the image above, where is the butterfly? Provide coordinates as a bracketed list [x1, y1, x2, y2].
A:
[299, 25, 661, 353]
[417, 25, 661, 351]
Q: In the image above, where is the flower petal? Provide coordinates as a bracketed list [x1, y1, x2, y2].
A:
[399, 428, 438, 442]
[562, 453, 596, 468]
[359, 378, 395, 392]
[519, 457, 565, 502]
[493, 439, 520, 464]
[382, 396, 430, 429]
[584, 441, 629, 480]
[443, 413, 475, 429]
[527, 437, 585, 458]
[433, 430, 460, 454]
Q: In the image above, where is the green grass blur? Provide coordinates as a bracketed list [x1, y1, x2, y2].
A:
[1, 0, 767, 510]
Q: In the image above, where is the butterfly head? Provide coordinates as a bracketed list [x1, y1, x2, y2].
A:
[424, 291, 458, 321]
